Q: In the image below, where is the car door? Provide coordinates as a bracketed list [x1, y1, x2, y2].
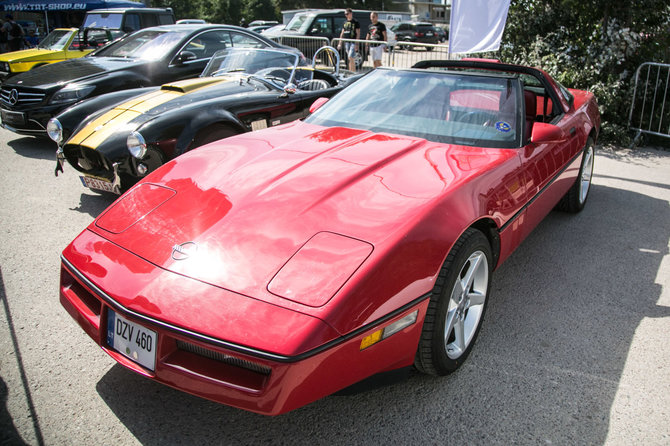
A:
[517, 85, 582, 239]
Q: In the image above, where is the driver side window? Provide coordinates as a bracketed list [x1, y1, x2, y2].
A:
[229, 31, 265, 48]
[184, 30, 230, 59]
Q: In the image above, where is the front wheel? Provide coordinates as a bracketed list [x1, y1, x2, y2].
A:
[190, 124, 238, 150]
[415, 228, 492, 375]
[556, 137, 594, 213]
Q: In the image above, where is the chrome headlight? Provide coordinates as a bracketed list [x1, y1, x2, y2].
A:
[127, 131, 147, 159]
[49, 84, 95, 105]
[46, 118, 63, 143]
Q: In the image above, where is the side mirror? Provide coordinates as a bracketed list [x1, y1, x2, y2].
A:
[309, 97, 329, 113]
[176, 51, 197, 64]
[530, 122, 568, 144]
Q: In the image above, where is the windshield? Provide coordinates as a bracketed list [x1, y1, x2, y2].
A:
[82, 13, 123, 29]
[92, 30, 188, 60]
[202, 48, 312, 85]
[286, 13, 314, 32]
[305, 69, 522, 148]
[38, 29, 74, 50]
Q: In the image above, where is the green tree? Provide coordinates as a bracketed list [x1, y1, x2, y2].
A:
[500, 0, 670, 142]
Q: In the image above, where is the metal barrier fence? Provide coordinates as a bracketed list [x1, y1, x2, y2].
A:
[628, 62, 670, 144]
[269, 34, 450, 73]
[268, 35, 331, 62]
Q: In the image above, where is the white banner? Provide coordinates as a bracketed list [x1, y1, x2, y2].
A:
[449, 0, 511, 54]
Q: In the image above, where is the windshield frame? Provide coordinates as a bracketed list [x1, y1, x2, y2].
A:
[37, 29, 76, 51]
[285, 13, 315, 33]
[202, 48, 309, 89]
[91, 29, 189, 60]
[305, 68, 525, 149]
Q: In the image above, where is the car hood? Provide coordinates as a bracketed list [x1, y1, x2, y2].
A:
[90, 121, 510, 311]
[0, 48, 65, 63]
[3, 56, 147, 88]
[66, 76, 259, 150]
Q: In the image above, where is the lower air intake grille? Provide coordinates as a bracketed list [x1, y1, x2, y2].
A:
[176, 340, 271, 376]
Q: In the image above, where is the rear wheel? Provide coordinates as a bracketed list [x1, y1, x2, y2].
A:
[415, 228, 492, 375]
[556, 137, 594, 213]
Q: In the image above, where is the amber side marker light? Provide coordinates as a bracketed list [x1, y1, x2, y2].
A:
[360, 310, 418, 350]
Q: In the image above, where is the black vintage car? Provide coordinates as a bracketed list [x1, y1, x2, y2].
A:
[0, 24, 284, 136]
[50, 47, 361, 194]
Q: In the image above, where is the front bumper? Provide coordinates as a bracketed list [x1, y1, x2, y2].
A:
[59, 236, 427, 415]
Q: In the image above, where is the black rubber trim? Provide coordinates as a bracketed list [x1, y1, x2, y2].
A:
[499, 145, 585, 233]
[61, 255, 430, 363]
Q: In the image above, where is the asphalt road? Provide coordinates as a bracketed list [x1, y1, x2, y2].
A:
[1, 127, 669, 445]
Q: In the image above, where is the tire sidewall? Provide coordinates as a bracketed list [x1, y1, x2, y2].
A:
[431, 230, 492, 374]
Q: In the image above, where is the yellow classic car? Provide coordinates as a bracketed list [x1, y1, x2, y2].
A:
[0, 28, 111, 80]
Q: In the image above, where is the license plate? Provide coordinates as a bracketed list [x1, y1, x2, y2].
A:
[107, 310, 157, 371]
[1, 109, 26, 126]
[80, 175, 116, 193]
[426, 32, 434, 36]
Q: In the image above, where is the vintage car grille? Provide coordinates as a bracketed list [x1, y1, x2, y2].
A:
[0, 87, 45, 106]
[62, 144, 112, 177]
[176, 339, 272, 376]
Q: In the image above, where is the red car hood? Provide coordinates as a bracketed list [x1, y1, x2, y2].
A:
[90, 121, 511, 313]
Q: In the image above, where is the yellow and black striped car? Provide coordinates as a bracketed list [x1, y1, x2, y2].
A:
[50, 47, 360, 194]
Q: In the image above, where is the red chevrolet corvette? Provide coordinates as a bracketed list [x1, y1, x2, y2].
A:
[60, 59, 600, 415]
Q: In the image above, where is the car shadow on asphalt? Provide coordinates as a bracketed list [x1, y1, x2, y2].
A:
[69, 192, 117, 218]
[5, 135, 56, 162]
[94, 182, 670, 445]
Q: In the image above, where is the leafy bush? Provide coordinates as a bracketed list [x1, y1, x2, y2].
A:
[500, 0, 670, 145]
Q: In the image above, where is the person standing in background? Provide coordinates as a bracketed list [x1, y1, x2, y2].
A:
[366, 12, 387, 68]
[337, 8, 360, 72]
[2, 15, 24, 52]
[0, 18, 8, 53]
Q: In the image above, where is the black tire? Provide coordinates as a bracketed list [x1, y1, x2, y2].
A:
[415, 228, 492, 375]
[556, 137, 594, 213]
[190, 124, 238, 150]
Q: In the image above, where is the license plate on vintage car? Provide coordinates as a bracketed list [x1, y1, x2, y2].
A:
[426, 32, 434, 36]
[80, 176, 116, 193]
[107, 309, 157, 371]
[0, 109, 26, 126]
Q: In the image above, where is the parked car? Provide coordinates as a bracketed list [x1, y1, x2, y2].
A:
[248, 20, 278, 27]
[0, 28, 98, 80]
[59, 59, 599, 415]
[391, 21, 439, 50]
[248, 24, 275, 33]
[176, 19, 207, 24]
[82, 7, 175, 34]
[0, 24, 284, 136]
[50, 47, 361, 193]
[265, 9, 372, 60]
[433, 24, 448, 42]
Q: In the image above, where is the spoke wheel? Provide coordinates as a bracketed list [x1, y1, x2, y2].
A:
[415, 228, 492, 375]
[444, 250, 488, 359]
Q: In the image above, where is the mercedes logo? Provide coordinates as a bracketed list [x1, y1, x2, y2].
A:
[171, 242, 198, 260]
[8, 89, 18, 106]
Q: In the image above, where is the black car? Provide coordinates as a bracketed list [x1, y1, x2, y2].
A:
[0, 24, 283, 136]
[390, 22, 439, 50]
[50, 47, 361, 193]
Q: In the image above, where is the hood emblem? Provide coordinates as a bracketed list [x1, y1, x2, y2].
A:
[9, 89, 18, 105]
[172, 242, 198, 260]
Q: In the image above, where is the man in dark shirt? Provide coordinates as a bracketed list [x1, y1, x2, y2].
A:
[366, 11, 387, 68]
[337, 8, 360, 71]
